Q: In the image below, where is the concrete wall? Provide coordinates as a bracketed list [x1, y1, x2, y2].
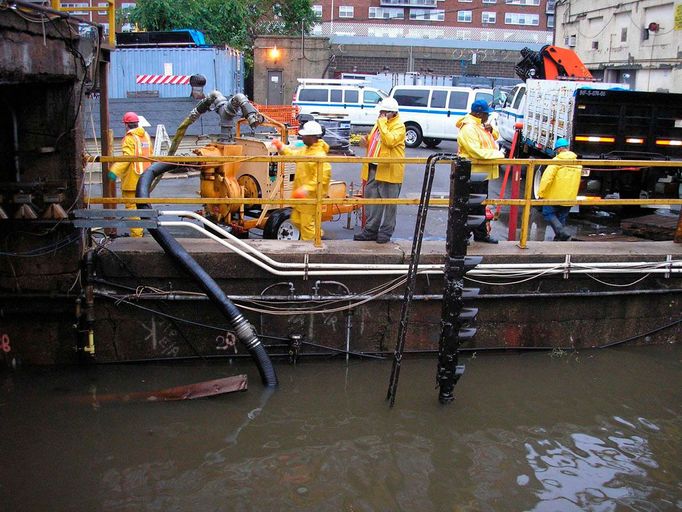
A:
[4, 239, 680, 365]
[329, 44, 518, 77]
[252, 36, 519, 104]
[253, 36, 331, 105]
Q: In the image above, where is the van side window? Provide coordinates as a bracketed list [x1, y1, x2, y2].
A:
[431, 90, 447, 108]
[299, 89, 328, 102]
[363, 90, 383, 105]
[330, 89, 343, 102]
[393, 89, 429, 107]
[512, 88, 525, 109]
[475, 92, 493, 105]
[345, 90, 358, 103]
[448, 91, 468, 110]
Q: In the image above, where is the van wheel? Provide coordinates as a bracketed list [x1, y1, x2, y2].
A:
[423, 138, 441, 148]
[263, 208, 301, 240]
[405, 124, 423, 148]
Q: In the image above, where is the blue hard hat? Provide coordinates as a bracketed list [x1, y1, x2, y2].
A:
[554, 138, 570, 150]
[471, 99, 493, 114]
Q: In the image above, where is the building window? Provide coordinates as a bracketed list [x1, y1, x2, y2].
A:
[121, 2, 136, 8]
[482, 11, 496, 24]
[482, 0, 497, 3]
[621, 27, 627, 42]
[369, 7, 404, 19]
[504, 12, 540, 25]
[505, 0, 539, 5]
[338, 5, 354, 18]
[547, 14, 554, 28]
[546, 0, 556, 14]
[62, 2, 88, 15]
[410, 8, 445, 21]
[312, 5, 323, 18]
[457, 10, 472, 22]
[458, 0, 472, 2]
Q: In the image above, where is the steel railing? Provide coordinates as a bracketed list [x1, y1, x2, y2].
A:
[85, 154, 682, 248]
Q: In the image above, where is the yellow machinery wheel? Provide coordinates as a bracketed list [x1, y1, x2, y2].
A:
[237, 174, 262, 209]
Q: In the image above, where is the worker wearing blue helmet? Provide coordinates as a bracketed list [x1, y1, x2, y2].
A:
[537, 138, 582, 241]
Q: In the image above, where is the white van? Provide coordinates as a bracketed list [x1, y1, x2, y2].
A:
[293, 79, 388, 126]
[388, 85, 494, 148]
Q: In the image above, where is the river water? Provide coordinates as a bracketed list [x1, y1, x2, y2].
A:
[1, 344, 680, 511]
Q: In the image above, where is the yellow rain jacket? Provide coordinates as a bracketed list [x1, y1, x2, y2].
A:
[456, 114, 504, 179]
[537, 150, 582, 204]
[109, 127, 152, 192]
[361, 115, 406, 184]
[280, 139, 332, 240]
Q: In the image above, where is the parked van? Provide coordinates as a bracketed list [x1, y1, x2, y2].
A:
[293, 79, 388, 126]
[388, 85, 494, 148]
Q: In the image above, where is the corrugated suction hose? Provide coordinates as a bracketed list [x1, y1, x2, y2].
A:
[136, 163, 278, 387]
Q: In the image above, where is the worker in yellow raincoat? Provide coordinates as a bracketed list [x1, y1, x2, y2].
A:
[353, 97, 406, 244]
[537, 138, 582, 241]
[108, 112, 152, 237]
[272, 121, 331, 241]
[456, 99, 505, 243]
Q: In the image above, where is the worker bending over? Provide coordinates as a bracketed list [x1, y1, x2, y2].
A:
[272, 121, 331, 241]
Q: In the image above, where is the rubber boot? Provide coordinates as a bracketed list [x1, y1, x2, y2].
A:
[548, 217, 571, 241]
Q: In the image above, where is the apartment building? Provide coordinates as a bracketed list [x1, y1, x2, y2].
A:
[56, 0, 136, 34]
[311, 0, 555, 45]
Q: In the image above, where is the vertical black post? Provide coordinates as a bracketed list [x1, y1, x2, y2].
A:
[436, 158, 484, 404]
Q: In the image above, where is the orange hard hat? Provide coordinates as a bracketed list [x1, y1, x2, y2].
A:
[122, 112, 139, 123]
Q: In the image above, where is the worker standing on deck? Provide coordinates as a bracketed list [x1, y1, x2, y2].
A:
[456, 99, 505, 244]
[108, 112, 151, 238]
[272, 121, 331, 241]
[354, 97, 406, 244]
[537, 138, 582, 241]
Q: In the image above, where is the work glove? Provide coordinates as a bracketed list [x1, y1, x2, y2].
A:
[271, 139, 284, 151]
[108, 171, 117, 182]
[292, 187, 307, 199]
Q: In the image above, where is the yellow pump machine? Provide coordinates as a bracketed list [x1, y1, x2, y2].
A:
[168, 90, 356, 239]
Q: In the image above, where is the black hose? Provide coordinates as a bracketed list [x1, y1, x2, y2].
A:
[136, 162, 278, 387]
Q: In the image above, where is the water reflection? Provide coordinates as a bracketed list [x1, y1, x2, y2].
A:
[1, 346, 680, 511]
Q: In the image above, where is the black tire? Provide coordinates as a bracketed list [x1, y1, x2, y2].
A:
[263, 208, 301, 240]
[423, 138, 442, 149]
[404, 124, 423, 148]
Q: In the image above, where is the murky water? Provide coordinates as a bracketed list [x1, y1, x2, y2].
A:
[1, 345, 680, 511]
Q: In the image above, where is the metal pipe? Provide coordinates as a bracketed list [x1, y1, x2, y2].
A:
[92, 287, 682, 303]
[137, 162, 277, 387]
[160, 211, 682, 276]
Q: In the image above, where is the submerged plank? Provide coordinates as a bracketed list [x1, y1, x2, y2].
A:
[94, 374, 248, 403]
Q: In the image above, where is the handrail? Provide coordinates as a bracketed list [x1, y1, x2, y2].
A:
[85, 153, 682, 247]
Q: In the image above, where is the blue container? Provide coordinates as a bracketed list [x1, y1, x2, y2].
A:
[109, 47, 244, 99]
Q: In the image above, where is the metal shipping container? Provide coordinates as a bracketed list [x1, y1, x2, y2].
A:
[109, 47, 244, 99]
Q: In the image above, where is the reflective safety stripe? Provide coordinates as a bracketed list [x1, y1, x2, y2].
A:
[131, 132, 152, 175]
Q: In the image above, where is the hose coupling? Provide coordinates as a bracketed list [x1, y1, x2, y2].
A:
[233, 316, 261, 350]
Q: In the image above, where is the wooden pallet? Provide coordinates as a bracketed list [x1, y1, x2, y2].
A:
[621, 213, 678, 241]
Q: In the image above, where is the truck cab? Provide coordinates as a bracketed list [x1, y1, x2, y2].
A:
[494, 83, 525, 148]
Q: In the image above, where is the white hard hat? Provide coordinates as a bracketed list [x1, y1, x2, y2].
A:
[377, 97, 400, 113]
[298, 120, 323, 136]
